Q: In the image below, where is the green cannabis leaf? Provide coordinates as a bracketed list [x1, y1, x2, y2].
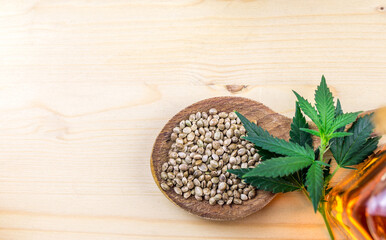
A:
[228, 76, 379, 240]
[228, 168, 300, 193]
[314, 75, 335, 132]
[234, 112, 279, 160]
[290, 103, 313, 148]
[243, 135, 315, 160]
[243, 156, 313, 178]
[331, 114, 380, 168]
[306, 162, 324, 211]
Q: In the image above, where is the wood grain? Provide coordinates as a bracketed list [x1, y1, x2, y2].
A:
[0, 0, 385, 239]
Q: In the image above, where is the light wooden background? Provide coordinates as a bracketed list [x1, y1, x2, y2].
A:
[0, 0, 385, 239]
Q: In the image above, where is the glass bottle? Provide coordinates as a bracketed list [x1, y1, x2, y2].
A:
[326, 145, 386, 240]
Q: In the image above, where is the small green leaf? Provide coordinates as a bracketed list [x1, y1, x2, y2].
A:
[330, 100, 345, 160]
[331, 114, 378, 167]
[228, 168, 252, 179]
[235, 111, 279, 160]
[290, 102, 313, 147]
[243, 156, 313, 178]
[342, 166, 357, 170]
[293, 91, 321, 127]
[329, 112, 361, 133]
[329, 131, 353, 138]
[342, 136, 380, 167]
[248, 176, 301, 193]
[235, 111, 270, 138]
[306, 162, 324, 212]
[300, 128, 321, 137]
[335, 99, 343, 117]
[244, 135, 315, 160]
[315, 161, 331, 167]
[314, 76, 335, 132]
[228, 169, 301, 193]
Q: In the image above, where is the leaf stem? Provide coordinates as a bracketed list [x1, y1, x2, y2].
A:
[330, 165, 340, 179]
[319, 140, 327, 163]
[301, 186, 311, 201]
[318, 203, 335, 240]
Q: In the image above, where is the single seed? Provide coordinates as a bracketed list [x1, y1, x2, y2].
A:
[191, 124, 197, 131]
[195, 186, 203, 197]
[174, 187, 182, 195]
[170, 151, 178, 158]
[195, 195, 203, 201]
[214, 131, 221, 140]
[248, 190, 256, 199]
[224, 139, 231, 146]
[179, 164, 188, 171]
[219, 112, 228, 118]
[218, 182, 227, 191]
[211, 177, 219, 184]
[209, 108, 218, 115]
[193, 179, 200, 186]
[182, 177, 188, 185]
[184, 192, 191, 199]
[209, 118, 218, 126]
[167, 172, 175, 179]
[229, 157, 236, 165]
[198, 164, 208, 172]
[226, 129, 233, 138]
[161, 183, 170, 191]
[183, 127, 192, 134]
[210, 160, 219, 168]
[216, 148, 224, 156]
[198, 175, 205, 182]
[238, 148, 246, 155]
[194, 160, 202, 166]
[219, 174, 226, 182]
[162, 162, 169, 172]
[214, 194, 222, 201]
[241, 194, 248, 201]
[187, 132, 195, 141]
[187, 181, 194, 189]
[210, 189, 216, 197]
[161, 172, 168, 180]
[181, 186, 189, 192]
[203, 188, 211, 196]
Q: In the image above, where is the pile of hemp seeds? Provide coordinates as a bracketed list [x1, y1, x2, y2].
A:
[160, 109, 260, 206]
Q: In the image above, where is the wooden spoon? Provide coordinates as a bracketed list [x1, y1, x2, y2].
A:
[150, 96, 293, 220]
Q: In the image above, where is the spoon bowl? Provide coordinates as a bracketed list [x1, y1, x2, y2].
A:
[151, 96, 293, 220]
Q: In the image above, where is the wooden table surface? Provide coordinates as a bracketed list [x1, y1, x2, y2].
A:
[0, 1, 386, 239]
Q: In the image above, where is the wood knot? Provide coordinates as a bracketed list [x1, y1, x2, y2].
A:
[377, 6, 385, 12]
[225, 85, 247, 93]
